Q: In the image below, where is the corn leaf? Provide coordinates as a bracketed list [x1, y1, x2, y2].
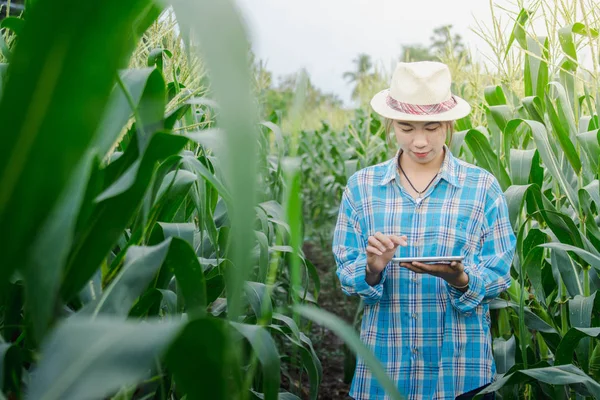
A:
[473, 364, 600, 399]
[60, 132, 188, 301]
[0, 0, 156, 291]
[165, 318, 233, 400]
[26, 317, 182, 400]
[295, 304, 405, 400]
[230, 322, 280, 400]
[464, 128, 511, 190]
[505, 8, 530, 56]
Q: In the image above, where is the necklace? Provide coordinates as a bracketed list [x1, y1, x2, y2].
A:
[397, 159, 439, 205]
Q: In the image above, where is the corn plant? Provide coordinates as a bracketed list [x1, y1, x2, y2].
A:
[0, 0, 329, 399]
[0, 0, 413, 398]
[432, 3, 600, 398]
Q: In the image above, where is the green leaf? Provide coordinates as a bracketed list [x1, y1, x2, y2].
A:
[283, 158, 303, 303]
[0, 343, 21, 395]
[558, 24, 580, 70]
[504, 184, 555, 233]
[156, 222, 195, 247]
[128, 288, 162, 318]
[304, 258, 321, 301]
[555, 327, 600, 365]
[154, 169, 197, 222]
[474, 364, 600, 399]
[576, 129, 600, 172]
[567, 294, 598, 372]
[294, 304, 405, 400]
[158, 289, 178, 315]
[170, 0, 260, 322]
[92, 240, 172, 317]
[165, 318, 232, 400]
[572, 22, 600, 38]
[545, 82, 580, 174]
[508, 119, 579, 210]
[244, 282, 273, 323]
[181, 153, 233, 207]
[579, 187, 600, 251]
[569, 293, 597, 328]
[164, 103, 191, 130]
[493, 336, 516, 374]
[93, 68, 164, 159]
[260, 121, 285, 153]
[547, 244, 584, 297]
[490, 298, 561, 352]
[23, 153, 95, 341]
[522, 95, 544, 123]
[522, 247, 548, 306]
[26, 317, 182, 400]
[488, 105, 514, 165]
[0, 0, 156, 292]
[166, 238, 207, 318]
[464, 128, 511, 190]
[484, 85, 508, 106]
[541, 243, 600, 276]
[134, 66, 166, 152]
[590, 342, 600, 382]
[526, 36, 549, 97]
[450, 129, 467, 155]
[61, 132, 188, 301]
[230, 322, 280, 400]
[509, 149, 541, 186]
[0, 17, 24, 37]
[147, 48, 172, 74]
[505, 8, 530, 56]
[0, 33, 10, 62]
[206, 274, 225, 304]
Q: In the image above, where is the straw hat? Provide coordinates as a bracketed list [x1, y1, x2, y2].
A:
[370, 61, 471, 121]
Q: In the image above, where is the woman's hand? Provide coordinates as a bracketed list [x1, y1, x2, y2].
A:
[400, 261, 469, 290]
[366, 232, 407, 280]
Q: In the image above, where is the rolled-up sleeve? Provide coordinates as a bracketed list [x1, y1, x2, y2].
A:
[447, 180, 516, 314]
[333, 183, 387, 305]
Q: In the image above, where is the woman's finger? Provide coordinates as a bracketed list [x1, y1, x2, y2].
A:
[368, 236, 387, 253]
[400, 263, 425, 273]
[374, 232, 394, 249]
[390, 235, 408, 246]
[366, 245, 383, 256]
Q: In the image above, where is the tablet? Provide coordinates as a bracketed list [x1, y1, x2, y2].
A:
[391, 255, 464, 264]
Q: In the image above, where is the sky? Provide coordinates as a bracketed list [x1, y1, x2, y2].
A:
[234, 0, 523, 107]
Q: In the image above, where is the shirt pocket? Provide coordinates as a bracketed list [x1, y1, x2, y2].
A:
[453, 212, 480, 253]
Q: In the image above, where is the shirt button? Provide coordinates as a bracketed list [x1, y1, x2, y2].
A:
[412, 313, 417, 319]
[412, 347, 418, 354]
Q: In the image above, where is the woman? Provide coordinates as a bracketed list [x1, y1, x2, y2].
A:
[332, 61, 516, 400]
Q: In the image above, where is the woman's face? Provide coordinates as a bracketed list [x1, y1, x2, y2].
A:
[392, 120, 448, 166]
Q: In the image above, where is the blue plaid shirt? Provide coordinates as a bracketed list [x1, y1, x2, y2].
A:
[333, 146, 516, 400]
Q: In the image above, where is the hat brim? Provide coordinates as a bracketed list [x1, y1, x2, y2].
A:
[370, 89, 472, 121]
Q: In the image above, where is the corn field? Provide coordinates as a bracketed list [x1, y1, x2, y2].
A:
[0, 0, 600, 399]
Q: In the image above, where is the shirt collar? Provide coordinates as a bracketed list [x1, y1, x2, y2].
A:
[379, 144, 463, 188]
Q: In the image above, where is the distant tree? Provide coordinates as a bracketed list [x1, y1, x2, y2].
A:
[343, 53, 374, 101]
[399, 44, 436, 62]
[398, 25, 470, 64]
[256, 67, 343, 121]
[429, 24, 469, 63]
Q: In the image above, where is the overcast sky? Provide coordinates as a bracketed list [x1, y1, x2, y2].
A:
[234, 0, 522, 106]
[234, 0, 559, 107]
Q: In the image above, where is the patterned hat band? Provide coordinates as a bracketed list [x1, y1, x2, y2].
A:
[385, 94, 458, 115]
